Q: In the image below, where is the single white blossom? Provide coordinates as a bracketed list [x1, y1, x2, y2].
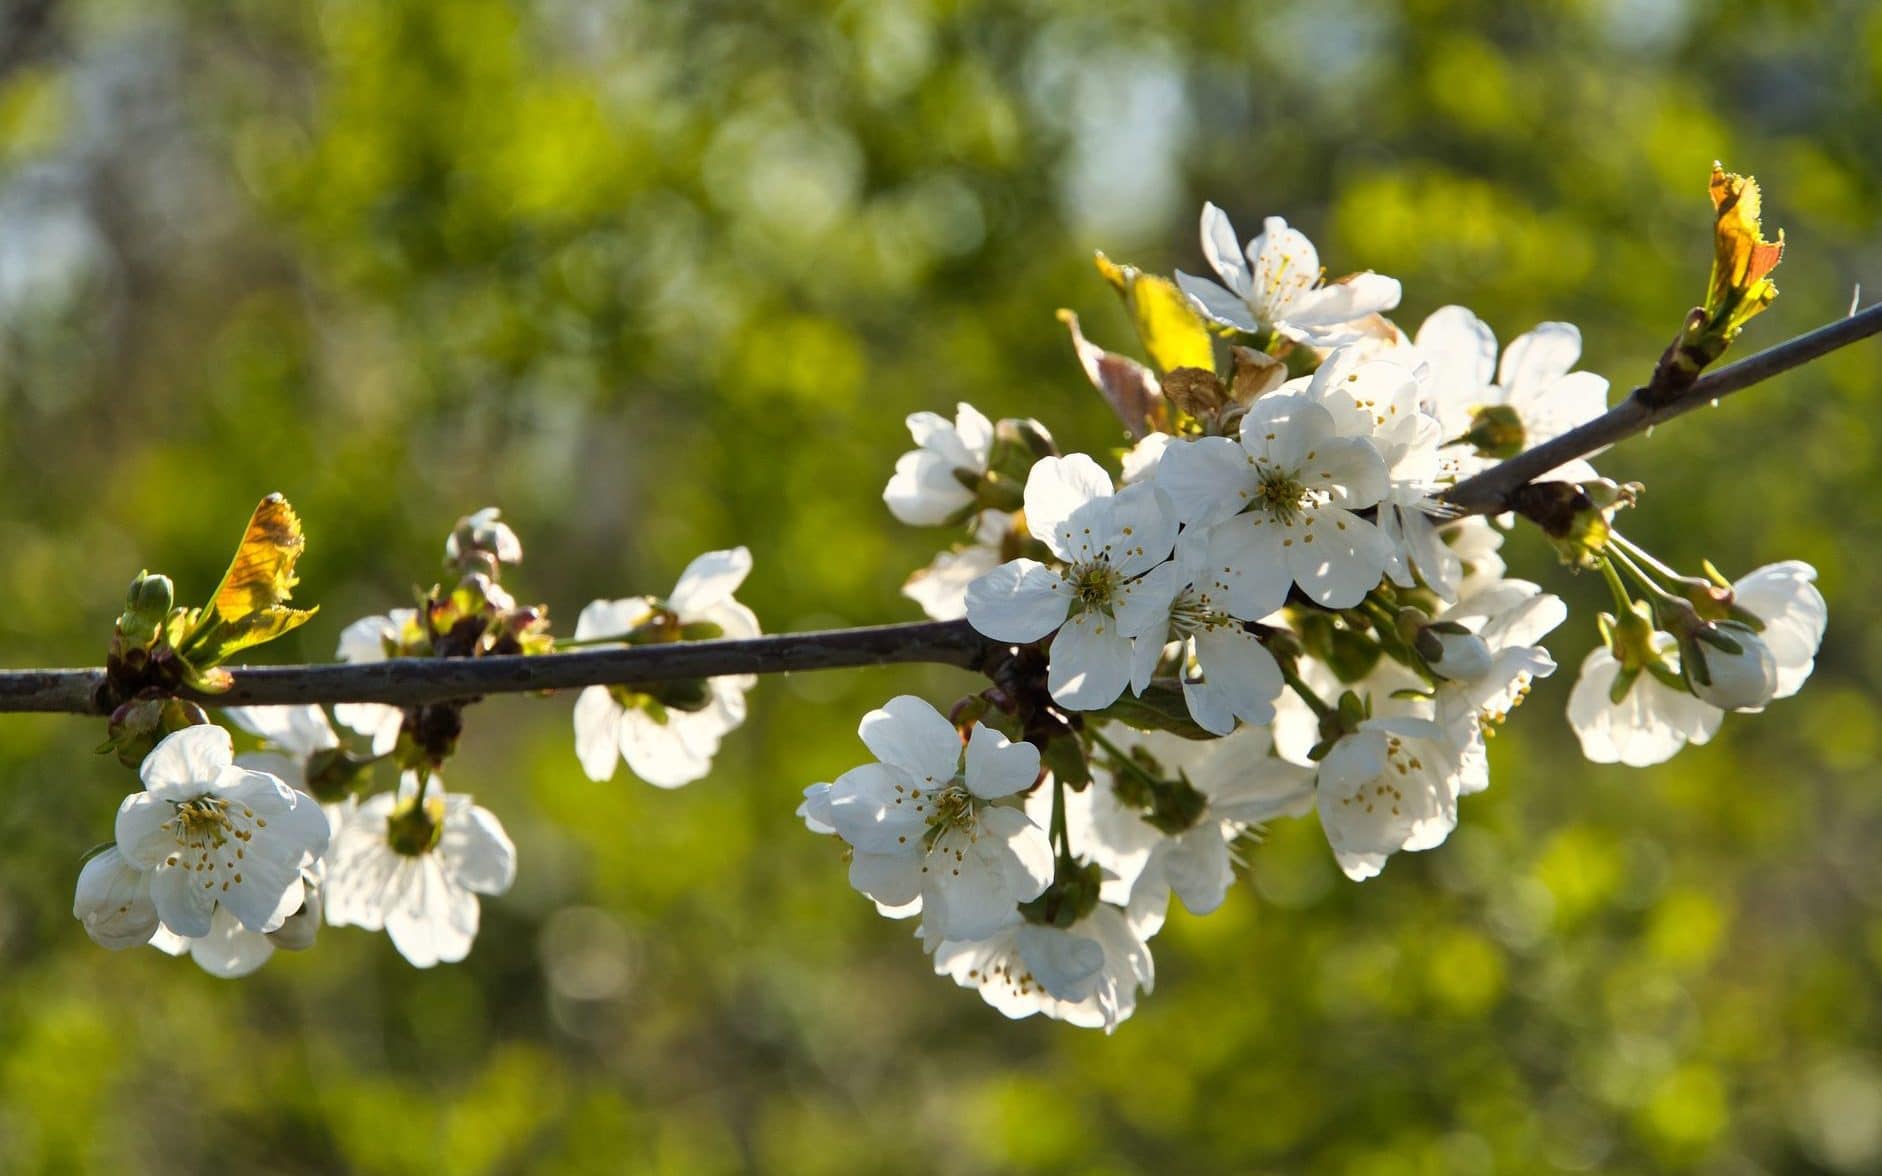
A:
[1316, 717, 1468, 881]
[572, 547, 760, 787]
[1567, 636, 1722, 767]
[884, 402, 996, 526]
[1130, 531, 1284, 735]
[933, 903, 1153, 1034]
[333, 611, 414, 755]
[1156, 393, 1390, 615]
[1415, 307, 1608, 482]
[1176, 203, 1401, 346]
[964, 455, 1178, 709]
[1683, 622, 1779, 712]
[1731, 561, 1827, 700]
[324, 772, 516, 968]
[112, 724, 329, 938]
[822, 695, 1051, 942]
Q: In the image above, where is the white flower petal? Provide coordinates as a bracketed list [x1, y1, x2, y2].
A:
[859, 694, 962, 784]
[1198, 201, 1252, 298]
[572, 687, 623, 782]
[140, 725, 234, 800]
[74, 847, 158, 949]
[440, 801, 517, 896]
[964, 559, 1070, 643]
[1048, 610, 1135, 710]
[964, 723, 1040, 800]
[668, 547, 753, 615]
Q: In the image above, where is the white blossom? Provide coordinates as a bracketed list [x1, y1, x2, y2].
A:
[1732, 561, 1827, 700]
[333, 611, 414, 755]
[1054, 725, 1312, 938]
[1156, 393, 1390, 615]
[821, 695, 1051, 942]
[445, 506, 524, 567]
[111, 725, 329, 939]
[932, 904, 1153, 1034]
[1684, 623, 1779, 712]
[1176, 203, 1401, 346]
[324, 772, 516, 968]
[1129, 531, 1283, 735]
[884, 402, 996, 526]
[1567, 636, 1722, 767]
[1415, 307, 1608, 482]
[571, 547, 760, 787]
[1316, 717, 1468, 881]
[964, 455, 1178, 709]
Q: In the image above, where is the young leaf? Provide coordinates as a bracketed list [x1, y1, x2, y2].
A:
[177, 493, 318, 670]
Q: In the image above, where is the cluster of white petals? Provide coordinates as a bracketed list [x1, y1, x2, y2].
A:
[852, 199, 1828, 1029]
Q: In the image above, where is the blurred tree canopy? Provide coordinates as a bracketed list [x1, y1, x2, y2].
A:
[3, 0, 1882, 1171]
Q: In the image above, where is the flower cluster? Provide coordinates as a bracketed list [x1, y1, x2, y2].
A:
[850, 195, 1825, 1029]
[67, 170, 1828, 1034]
[77, 511, 760, 974]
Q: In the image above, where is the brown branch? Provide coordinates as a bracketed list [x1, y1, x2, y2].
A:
[0, 621, 996, 717]
[1441, 301, 1882, 515]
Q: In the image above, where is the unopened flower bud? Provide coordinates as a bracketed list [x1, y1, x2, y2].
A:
[116, 571, 175, 649]
[1418, 625, 1494, 681]
[1683, 621, 1778, 711]
[445, 507, 523, 576]
[1463, 404, 1526, 460]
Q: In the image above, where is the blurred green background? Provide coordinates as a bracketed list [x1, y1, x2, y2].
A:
[2, 0, 1880, 1171]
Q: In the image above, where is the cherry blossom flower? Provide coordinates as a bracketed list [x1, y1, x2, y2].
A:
[333, 611, 415, 755]
[324, 772, 516, 968]
[1156, 394, 1390, 615]
[1731, 561, 1827, 701]
[1176, 203, 1401, 346]
[111, 724, 329, 939]
[883, 402, 995, 526]
[1316, 717, 1469, 881]
[571, 547, 760, 787]
[932, 903, 1153, 1033]
[821, 695, 1051, 942]
[1567, 635, 1722, 767]
[964, 455, 1178, 709]
[73, 847, 158, 949]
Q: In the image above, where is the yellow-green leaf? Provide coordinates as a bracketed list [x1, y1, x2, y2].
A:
[1093, 252, 1216, 375]
[1705, 163, 1783, 336]
[177, 493, 318, 667]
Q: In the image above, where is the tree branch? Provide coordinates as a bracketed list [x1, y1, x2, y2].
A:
[0, 306, 1877, 719]
[0, 621, 996, 716]
[1441, 301, 1882, 515]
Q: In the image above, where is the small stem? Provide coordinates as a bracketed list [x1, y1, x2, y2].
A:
[1597, 556, 1637, 615]
[1608, 531, 1686, 586]
[1279, 662, 1333, 721]
[1606, 543, 1679, 606]
[1049, 775, 1069, 861]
